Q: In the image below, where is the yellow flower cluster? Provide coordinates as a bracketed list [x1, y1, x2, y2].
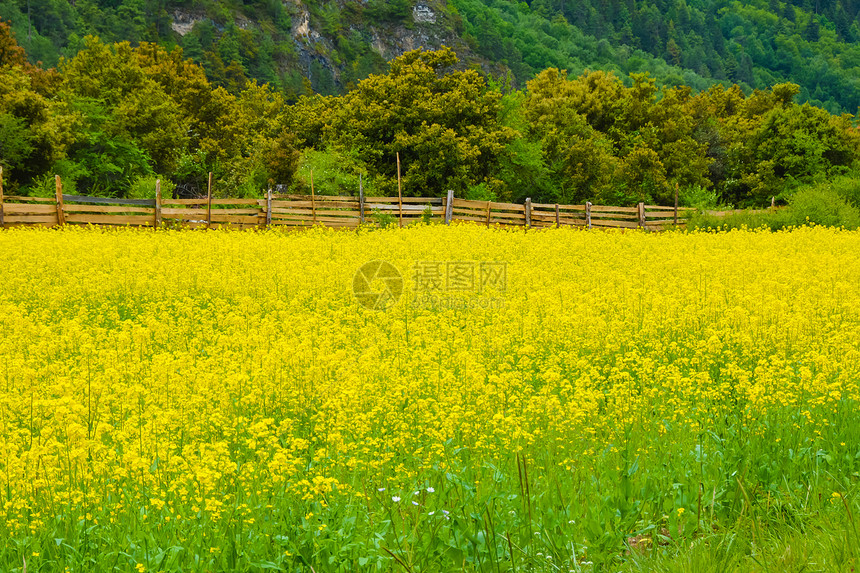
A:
[0, 224, 858, 566]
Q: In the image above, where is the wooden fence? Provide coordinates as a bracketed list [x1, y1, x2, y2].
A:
[0, 172, 695, 231]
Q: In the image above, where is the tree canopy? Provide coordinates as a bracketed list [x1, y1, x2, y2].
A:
[1, 20, 857, 208]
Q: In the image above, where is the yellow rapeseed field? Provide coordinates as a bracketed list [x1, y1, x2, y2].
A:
[1, 224, 859, 572]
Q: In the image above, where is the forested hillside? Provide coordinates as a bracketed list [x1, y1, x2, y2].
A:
[1, 1, 860, 214]
[2, 0, 860, 112]
[467, 0, 860, 114]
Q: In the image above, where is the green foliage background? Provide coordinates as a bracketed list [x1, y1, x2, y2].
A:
[4, 0, 860, 113]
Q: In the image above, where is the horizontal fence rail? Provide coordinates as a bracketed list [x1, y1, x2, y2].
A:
[0, 172, 699, 232]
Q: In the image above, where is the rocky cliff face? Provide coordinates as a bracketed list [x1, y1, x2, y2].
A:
[169, 0, 493, 95]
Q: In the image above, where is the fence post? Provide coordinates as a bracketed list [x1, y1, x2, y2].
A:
[586, 201, 592, 230]
[206, 172, 213, 229]
[525, 198, 532, 228]
[310, 169, 317, 225]
[155, 179, 162, 228]
[555, 204, 560, 227]
[637, 202, 646, 229]
[0, 166, 4, 228]
[266, 187, 272, 228]
[396, 152, 403, 228]
[674, 183, 679, 225]
[771, 196, 775, 209]
[55, 175, 65, 226]
[358, 173, 365, 224]
[445, 189, 454, 225]
[486, 201, 492, 227]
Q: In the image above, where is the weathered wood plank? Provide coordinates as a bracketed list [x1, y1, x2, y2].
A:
[2, 203, 57, 214]
[162, 199, 210, 205]
[5, 196, 56, 203]
[489, 213, 527, 223]
[451, 204, 490, 213]
[365, 203, 436, 213]
[592, 219, 640, 229]
[63, 195, 156, 206]
[531, 202, 587, 210]
[271, 200, 358, 210]
[273, 194, 355, 201]
[557, 217, 586, 226]
[206, 172, 213, 229]
[270, 219, 313, 226]
[201, 208, 260, 215]
[208, 214, 263, 224]
[451, 210, 490, 220]
[155, 180, 162, 227]
[62, 205, 155, 214]
[590, 212, 639, 220]
[362, 196, 443, 204]
[589, 205, 639, 213]
[403, 197, 444, 205]
[161, 208, 208, 217]
[450, 214, 487, 223]
[65, 214, 155, 226]
[451, 198, 493, 209]
[206, 223, 260, 230]
[3, 215, 59, 224]
[4, 221, 56, 227]
[271, 208, 359, 217]
[488, 201, 526, 211]
[445, 190, 454, 225]
[646, 219, 686, 226]
[55, 176, 65, 225]
[530, 212, 560, 220]
[209, 198, 262, 205]
[358, 176, 365, 223]
[646, 211, 694, 217]
[645, 205, 696, 211]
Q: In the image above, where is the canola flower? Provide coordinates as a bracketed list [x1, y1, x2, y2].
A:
[0, 224, 859, 571]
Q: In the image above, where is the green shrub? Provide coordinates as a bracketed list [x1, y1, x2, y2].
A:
[369, 208, 396, 228]
[784, 182, 860, 229]
[128, 175, 176, 200]
[420, 204, 435, 224]
[679, 184, 721, 210]
[828, 174, 860, 208]
[688, 179, 860, 231]
[465, 182, 496, 201]
[24, 173, 61, 198]
[292, 148, 377, 197]
[688, 208, 790, 231]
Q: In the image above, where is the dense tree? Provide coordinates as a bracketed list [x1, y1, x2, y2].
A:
[0, 22, 74, 190]
[5, 0, 860, 115]
[0, 19, 27, 68]
[522, 67, 858, 206]
[0, 24, 300, 197]
[291, 48, 516, 197]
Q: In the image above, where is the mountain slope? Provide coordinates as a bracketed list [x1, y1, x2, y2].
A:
[2, 0, 859, 112]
